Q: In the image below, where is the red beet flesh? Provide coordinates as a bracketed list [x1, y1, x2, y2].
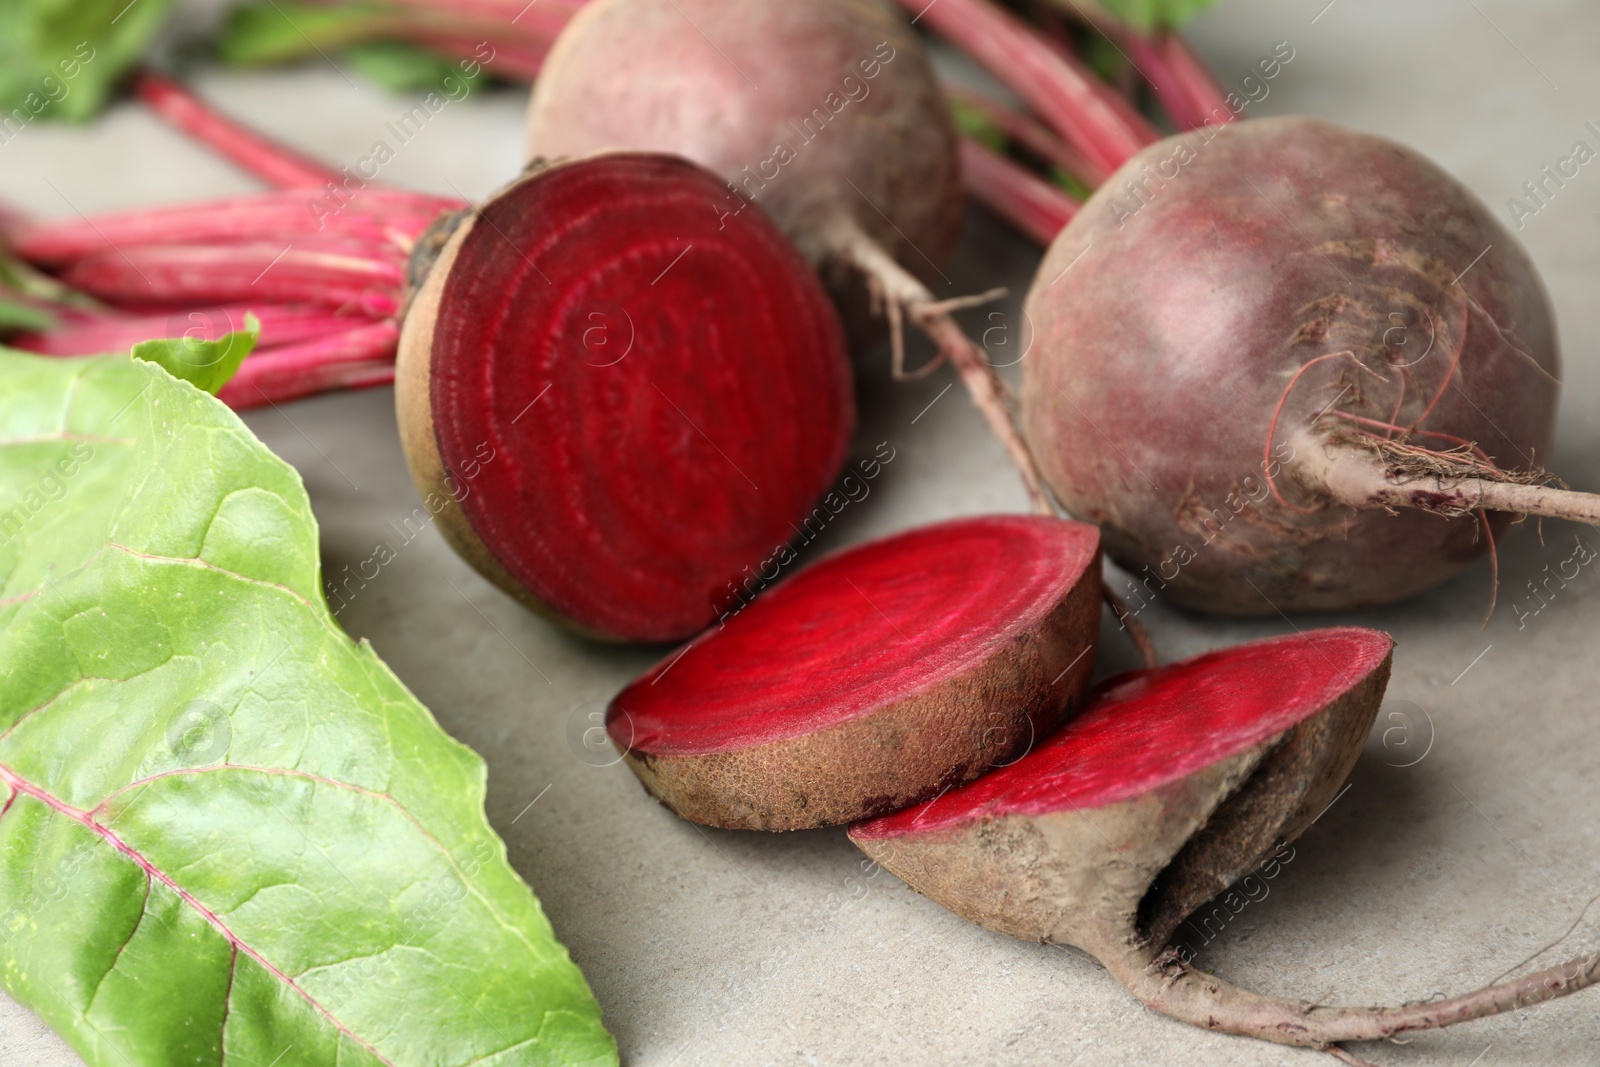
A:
[853, 627, 1393, 842]
[607, 515, 1103, 829]
[397, 154, 854, 643]
[847, 628, 1600, 1052]
[524, 0, 1074, 512]
[1022, 117, 1561, 613]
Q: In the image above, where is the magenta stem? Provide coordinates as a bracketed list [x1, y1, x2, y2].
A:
[133, 71, 344, 190]
[13, 189, 460, 264]
[59, 245, 404, 314]
[1158, 34, 1235, 127]
[1123, 31, 1235, 131]
[401, 31, 552, 80]
[960, 138, 1078, 245]
[949, 85, 1108, 188]
[1124, 33, 1206, 130]
[9, 303, 378, 356]
[894, 0, 1158, 174]
[297, 0, 587, 43]
[218, 321, 401, 408]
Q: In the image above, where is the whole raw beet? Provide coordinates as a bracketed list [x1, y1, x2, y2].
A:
[525, 0, 962, 323]
[1022, 116, 1560, 614]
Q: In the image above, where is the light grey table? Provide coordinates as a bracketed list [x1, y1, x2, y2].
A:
[5, 1, 1598, 1063]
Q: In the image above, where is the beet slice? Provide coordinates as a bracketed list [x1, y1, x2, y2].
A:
[853, 627, 1391, 927]
[397, 154, 854, 642]
[844, 630, 1600, 1055]
[607, 516, 1103, 830]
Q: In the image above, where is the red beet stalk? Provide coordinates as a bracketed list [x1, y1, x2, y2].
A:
[133, 71, 344, 190]
[9, 303, 374, 356]
[1124, 33, 1211, 131]
[182, 0, 1141, 247]
[297, 0, 587, 44]
[1150, 33, 1235, 129]
[949, 85, 1109, 187]
[0, 77, 462, 406]
[892, 0, 1159, 175]
[12, 185, 429, 403]
[12, 189, 459, 264]
[219, 321, 401, 408]
[57, 244, 407, 313]
[960, 139, 1079, 246]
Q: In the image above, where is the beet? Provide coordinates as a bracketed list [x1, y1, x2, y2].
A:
[526, 0, 958, 317]
[853, 629, 1600, 1056]
[11, 78, 860, 643]
[606, 515, 1102, 829]
[525, 0, 1055, 512]
[397, 154, 854, 642]
[1020, 116, 1600, 614]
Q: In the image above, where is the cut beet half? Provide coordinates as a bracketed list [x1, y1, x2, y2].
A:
[853, 631, 1600, 1053]
[397, 153, 854, 643]
[850, 630, 1419, 1048]
[606, 515, 1103, 830]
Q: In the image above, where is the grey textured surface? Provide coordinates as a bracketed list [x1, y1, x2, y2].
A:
[5, 1, 1600, 1064]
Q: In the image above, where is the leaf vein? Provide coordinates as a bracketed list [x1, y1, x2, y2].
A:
[0, 433, 133, 448]
[83, 870, 151, 1016]
[0, 766, 399, 1067]
[91, 763, 543, 958]
[0, 676, 99, 747]
[218, 944, 238, 1065]
[107, 542, 317, 611]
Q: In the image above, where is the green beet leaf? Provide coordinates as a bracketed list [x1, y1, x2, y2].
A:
[0, 246, 102, 336]
[0, 298, 54, 335]
[131, 312, 258, 395]
[217, 3, 492, 95]
[343, 40, 490, 94]
[1096, 0, 1216, 33]
[218, 2, 404, 68]
[0, 0, 176, 125]
[0, 350, 617, 1067]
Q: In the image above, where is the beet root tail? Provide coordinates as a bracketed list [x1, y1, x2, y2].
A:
[1098, 942, 1600, 1054]
[833, 224, 1054, 517]
[1100, 586, 1158, 669]
[830, 224, 1167, 661]
[1302, 437, 1600, 527]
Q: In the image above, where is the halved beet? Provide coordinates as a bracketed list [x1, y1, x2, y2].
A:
[852, 627, 1391, 941]
[606, 516, 1102, 830]
[526, 0, 1059, 515]
[397, 153, 854, 643]
[852, 629, 1600, 1053]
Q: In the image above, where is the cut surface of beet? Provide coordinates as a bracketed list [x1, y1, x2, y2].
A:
[850, 626, 1391, 960]
[398, 153, 854, 643]
[607, 515, 1102, 829]
[844, 630, 1596, 1054]
[853, 627, 1393, 840]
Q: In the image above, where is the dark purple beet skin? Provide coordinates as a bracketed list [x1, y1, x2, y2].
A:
[1022, 116, 1560, 614]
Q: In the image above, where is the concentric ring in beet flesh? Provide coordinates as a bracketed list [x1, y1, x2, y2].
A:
[396, 153, 853, 643]
[606, 515, 1103, 830]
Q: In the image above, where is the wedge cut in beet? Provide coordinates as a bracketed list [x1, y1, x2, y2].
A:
[853, 630, 1600, 1055]
[397, 154, 854, 643]
[607, 516, 1103, 830]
